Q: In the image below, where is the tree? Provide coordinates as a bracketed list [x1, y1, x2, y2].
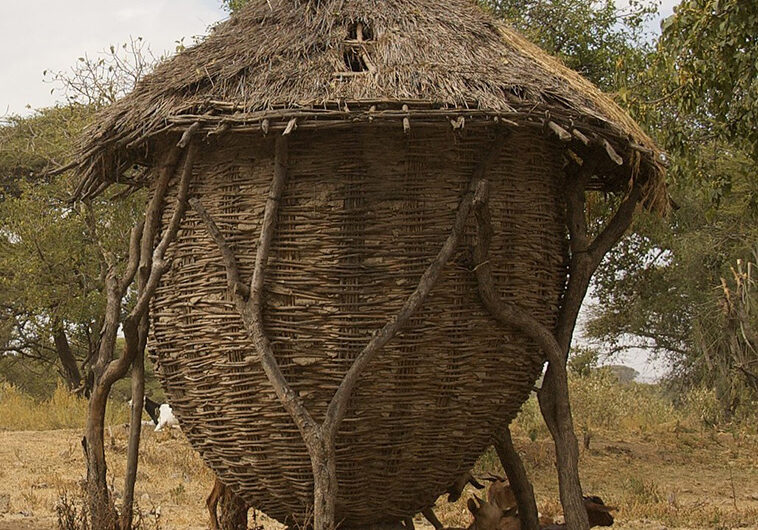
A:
[583, 0, 758, 419]
[0, 39, 155, 396]
[0, 40, 169, 530]
[660, 0, 758, 159]
[220, 0, 247, 12]
[483, 0, 658, 90]
[587, 146, 758, 416]
[1, 106, 101, 392]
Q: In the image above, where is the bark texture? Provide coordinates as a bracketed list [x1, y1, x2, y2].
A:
[82, 140, 195, 530]
[494, 429, 539, 530]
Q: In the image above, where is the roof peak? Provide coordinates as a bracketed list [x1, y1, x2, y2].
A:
[70, 0, 665, 207]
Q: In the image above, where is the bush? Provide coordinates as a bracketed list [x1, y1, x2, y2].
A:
[0, 382, 129, 431]
[511, 367, 757, 440]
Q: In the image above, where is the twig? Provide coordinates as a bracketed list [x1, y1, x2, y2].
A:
[190, 198, 250, 298]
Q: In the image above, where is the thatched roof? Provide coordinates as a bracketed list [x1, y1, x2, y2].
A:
[71, 0, 666, 206]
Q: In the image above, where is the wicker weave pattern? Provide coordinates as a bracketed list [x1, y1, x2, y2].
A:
[149, 126, 566, 525]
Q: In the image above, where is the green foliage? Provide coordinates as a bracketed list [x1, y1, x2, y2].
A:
[1, 42, 155, 393]
[0, 106, 92, 199]
[660, 0, 758, 159]
[0, 354, 60, 398]
[483, 0, 658, 90]
[572, 0, 758, 419]
[568, 346, 600, 377]
[0, 107, 144, 386]
[220, 0, 248, 12]
[587, 153, 758, 418]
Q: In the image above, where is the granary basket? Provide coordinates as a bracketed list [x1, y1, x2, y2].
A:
[149, 125, 566, 524]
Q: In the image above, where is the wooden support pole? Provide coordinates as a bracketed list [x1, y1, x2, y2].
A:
[598, 137, 623, 166]
[571, 128, 590, 146]
[494, 429, 540, 530]
[84, 140, 196, 530]
[532, 163, 641, 529]
[472, 178, 589, 530]
[547, 121, 572, 142]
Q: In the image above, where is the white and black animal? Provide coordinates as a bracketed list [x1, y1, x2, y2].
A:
[130, 396, 179, 432]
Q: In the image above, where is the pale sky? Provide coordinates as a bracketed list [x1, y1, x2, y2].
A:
[2, 0, 679, 117]
[1, 0, 227, 116]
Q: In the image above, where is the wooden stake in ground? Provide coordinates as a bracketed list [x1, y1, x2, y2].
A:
[480, 156, 643, 530]
[81, 139, 196, 530]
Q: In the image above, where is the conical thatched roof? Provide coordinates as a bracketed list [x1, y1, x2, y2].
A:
[71, 0, 665, 206]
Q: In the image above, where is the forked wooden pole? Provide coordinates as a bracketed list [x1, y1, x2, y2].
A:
[84, 139, 196, 530]
[493, 429, 539, 530]
[192, 132, 508, 530]
[470, 158, 643, 530]
[472, 178, 587, 530]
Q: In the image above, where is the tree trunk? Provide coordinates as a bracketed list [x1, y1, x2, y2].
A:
[84, 384, 118, 530]
[53, 324, 82, 391]
[310, 436, 338, 530]
[494, 428, 539, 530]
[538, 384, 586, 529]
[120, 319, 147, 530]
[472, 176, 590, 529]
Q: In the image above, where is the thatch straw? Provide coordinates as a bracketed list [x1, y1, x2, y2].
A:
[70, 0, 665, 208]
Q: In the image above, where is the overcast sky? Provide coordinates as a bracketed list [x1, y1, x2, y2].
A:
[1, 0, 226, 116]
[2, 0, 678, 117]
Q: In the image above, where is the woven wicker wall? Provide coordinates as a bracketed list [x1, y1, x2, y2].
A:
[149, 125, 568, 526]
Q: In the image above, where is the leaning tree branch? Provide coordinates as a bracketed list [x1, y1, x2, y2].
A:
[322, 135, 506, 439]
[121, 147, 182, 530]
[247, 136, 289, 311]
[189, 198, 250, 299]
[472, 178, 589, 530]
[240, 136, 321, 442]
[534, 164, 642, 530]
[102, 141, 197, 390]
[138, 147, 182, 277]
[586, 183, 642, 269]
[120, 220, 146, 293]
[128, 143, 197, 321]
[494, 429, 539, 530]
[192, 135, 319, 442]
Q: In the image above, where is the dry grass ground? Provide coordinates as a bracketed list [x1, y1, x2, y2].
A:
[0, 425, 756, 529]
[1, 376, 756, 529]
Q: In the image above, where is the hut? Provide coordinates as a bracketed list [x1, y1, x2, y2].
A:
[71, 0, 666, 527]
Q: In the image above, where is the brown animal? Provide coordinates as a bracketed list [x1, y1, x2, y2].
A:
[483, 474, 517, 512]
[467, 496, 520, 530]
[206, 478, 225, 530]
[423, 471, 487, 530]
[582, 496, 616, 527]
[206, 478, 249, 530]
[466, 494, 617, 530]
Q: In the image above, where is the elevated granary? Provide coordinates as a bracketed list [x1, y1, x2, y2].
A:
[70, 0, 665, 527]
